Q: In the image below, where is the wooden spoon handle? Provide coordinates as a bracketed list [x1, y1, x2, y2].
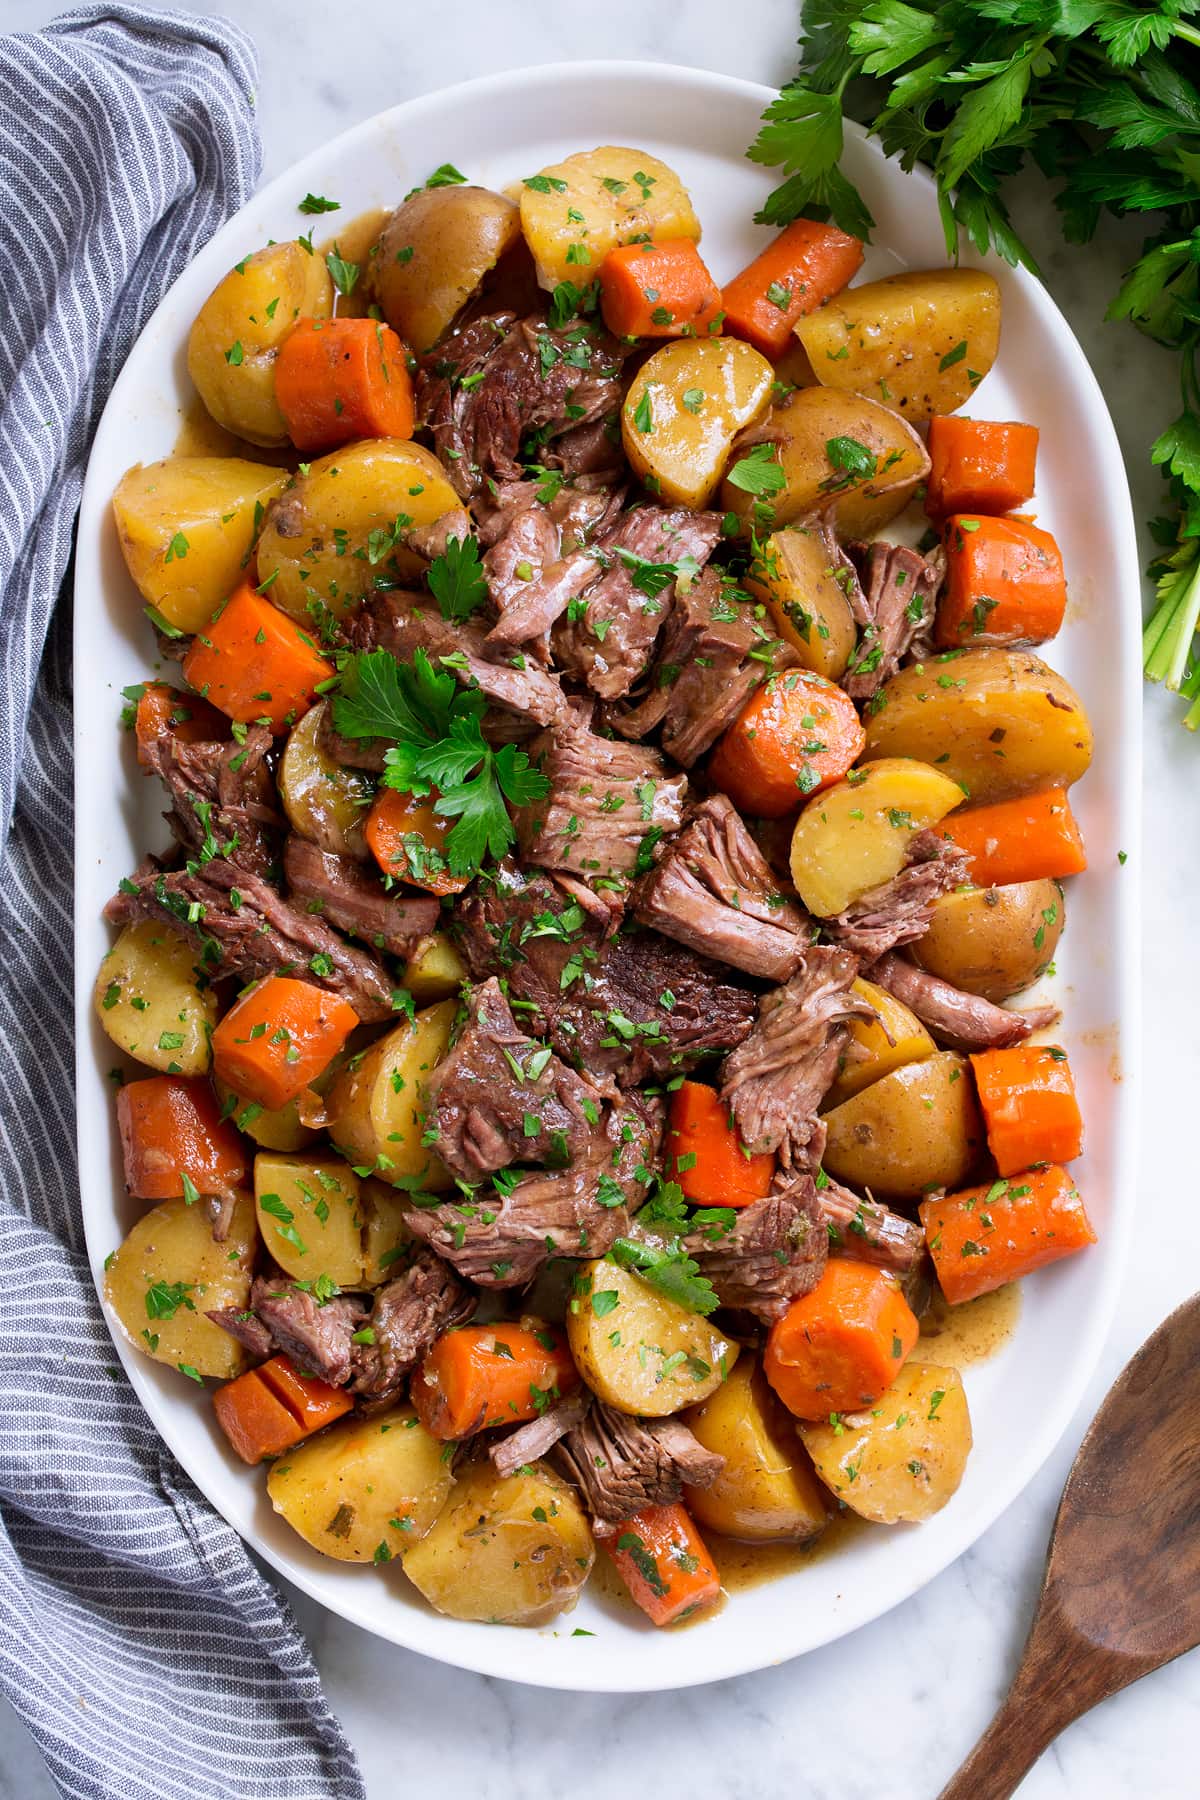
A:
[936, 1687, 1058, 1800]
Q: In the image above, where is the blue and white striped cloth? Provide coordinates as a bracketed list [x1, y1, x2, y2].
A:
[0, 10, 365, 1796]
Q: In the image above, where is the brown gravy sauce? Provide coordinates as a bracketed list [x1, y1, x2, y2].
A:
[919, 1280, 1022, 1366]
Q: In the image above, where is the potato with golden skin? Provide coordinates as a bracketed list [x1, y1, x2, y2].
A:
[254, 1153, 364, 1285]
[278, 702, 372, 862]
[745, 524, 857, 682]
[821, 1051, 983, 1200]
[519, 146, 700, 290]
[683, 1356, 831, 1542]
[94, 921, 216, 1076]
[325, 998, 456, 1191]
[104, 1193, 256, 1379]
[267, 1407, 452, 1563]
[187, 241, 333, 445]
[621, 337, 774, 508]
[401, 932, 468, 1005]
[825, 977, 936, 1109]
[567, 1259, 737, 1416]
[800, 1363, 973, 1522]
[910, 880, 1065, 1001]
[788, 756, 964, 918]
[370, 186, 521, 352]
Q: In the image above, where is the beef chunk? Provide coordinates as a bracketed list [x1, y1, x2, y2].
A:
[552, 505, 724, 700]
[350, 1249, 476, 1407]
[632, 793, 813, 981]
[482, 503, 562, 641]
[414, 312, 515, 498]
[426, 977, 605, 1181]
[822, 829, 971, 963]
[474, 473, 625, 551]
[206, 1306, 273, 1361]
[211, 1267, 368, 1386]
[721, 950, 874, 1163]
[554, 1402, 724, 1533]
[817, 1178, 927, 1276]
[402, 1092, 662, 1287]
[870, 952, 1060, 1052]
[141, 721, 282, 879]
[284, 837, 440, 958]
[489, 1392, 591, 1479]
[513, 714, 687, 881]
[843, 540, 945, 699]
[105, 859, 397, 1021]
[683, 1175, 827, 1323]
[407, 506, 473, 564]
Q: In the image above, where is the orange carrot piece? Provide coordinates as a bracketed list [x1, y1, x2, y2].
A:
[708, 669, 865, 817]
[721, 219, 865, 358]
[764, 1260, 919, 1420]
[211, 975, 358, 1112]
[409, 1323, 577, 1440]
[919, 1163, 1096, 1305]
[925, 417, 1039, 519]
[970, 1046, 1083, 1177]
[214, 1354, 353, 1464]
[116, 1075, 248, 1201]
[182, 580, 334, 733]
[274, 317, 415, 453]
[598, 238, 724, 340]
[667, 1081, 775, 1208]
[607, 1502, 721, 1627]
[936, 514, 1067, 648]
[134, 682, 225, 769]
[363, 787, 469, 896]
[941, 788, 1086, 887]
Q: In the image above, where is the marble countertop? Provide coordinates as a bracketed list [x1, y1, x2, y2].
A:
[5, 3, 1197, 1795]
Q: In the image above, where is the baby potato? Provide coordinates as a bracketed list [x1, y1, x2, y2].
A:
[567, 1259, 737, 1416]
[861, 647, 1093, 805]
[254, 1153, 364, 1285]
[519, 146, 700, 290]
[910, 879, 1064, 1001]
[360, 1179, 415, 1287]
[821, 1051, 983, 1199]
[112, 457, 288, 634]
[325, 998, 456, 1191]
[104, 1192, 255, 1379]
[214, 1082, 317, 1154]
[796, 268, 1001, 423]
[719, 387, 929, 539]
[799, 1362, 972, 1522]
[622, 337, 774, 508]
[825, 977, 935, 1109]
[187, 240, 333, 445]
[402, 1459, 593, 1626]
[402, 931, 468, 1004]
[683, 1356, 830, 1543]
[745, 524, 858, 682]
[255, 440, 460, 625]
[94, 920, 216, 1076]
[788, 756, 964, 918]
[278, 702, 372, 861]
[371, 185, 521, 352]
[267, 1406, 452, 1563]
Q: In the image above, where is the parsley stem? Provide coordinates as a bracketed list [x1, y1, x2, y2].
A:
[1175, 21, 1200, 50]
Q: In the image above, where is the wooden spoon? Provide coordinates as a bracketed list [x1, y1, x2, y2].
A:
[939, 1293, 1200, 1800]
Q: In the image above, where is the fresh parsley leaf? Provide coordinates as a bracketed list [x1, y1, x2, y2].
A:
[325, 248, 359, 296]
[298, 193, 340, 214]
[427, 534, 488, 621]
[726, 442, 786, 496]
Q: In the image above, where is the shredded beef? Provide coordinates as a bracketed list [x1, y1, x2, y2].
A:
[407, 507, 473, 564]
[350, 1249, 476, 1407]
[843, 540, 945, 699]
[141, 721, 282, 878]
[513, 713, 687, 881]
[219, 1268, 368, 1386]
[683, 1175, 828, 1323]
[553, 1401, 724, 1533]
[871, 952, 1060, 1052]
[632, 793, 813, 981]
[489, 1392, 591, 1479]
[823, 829, 971, 963]
[817, 1178, 927, 1275]
[414, 312, 515, 498]
[474, 474, 625, 551]
[284, 837, 440, 958]
[482, 504, 562, 639]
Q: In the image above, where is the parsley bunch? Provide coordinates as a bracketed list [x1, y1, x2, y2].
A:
[332, 648, 548, 878]
[752, 0, 1200, 724]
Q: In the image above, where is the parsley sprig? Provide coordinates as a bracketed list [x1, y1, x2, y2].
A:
[608, 1180, 723, 1315]
[751, 0, 1200, 727]
[332, 649, 549, 878]
[427, 534, 488, 622]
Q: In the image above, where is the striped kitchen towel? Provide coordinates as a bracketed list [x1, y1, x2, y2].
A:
[0, 9, 365, 1797]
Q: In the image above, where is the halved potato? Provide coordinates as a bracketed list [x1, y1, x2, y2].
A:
[361, 1178, 415, 1286]
[254, 1153, 364, 1284]
[821, 1051, 983, 1199]
[371, 186, 521, 352]
[94, 920, 216, 1076]
[255, 440, 461, 625]
[402, 932, 467, 1004]
[683, 1356, 830, 1542]
[278, 701, 372, 860]
[796, 269, 1001, 423]
[567, 1259, 737, 1416]
[825, 976, 935, 1109]
[325, 998, 456, 1190]
[788, 756, 964, 918]
[267, 1406, 452, 1562]
[112, 457, 288, 634]
[519, 146, 700, 290]
[104, 1192, 255, 1379]
[861, 648, 1094, 805]
[719, 387, 929, 538]
[910, 879, 1065, 1000]
[187, 240, 333, 445]
[621, 337, 774, 508]
[214, 1082, 317, 1154]
[745, 524, 858, 682]
[402, 1459, 593, 1626]
[799, 1362, 972, 1522]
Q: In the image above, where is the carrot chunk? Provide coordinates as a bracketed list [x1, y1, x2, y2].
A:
[667, 1081, 775, 1207]
[925, 417, 1039, 519]
[182, 580, 334, 733]
[764, 1260, 919, 1420]
[708, 669, 865, 818]
[970, 1046, 1083, 1176]
[213, 1354, 353, 1465]
[211, 975, 358, 1112]
[410, 1323, 577, 1440]
[607, 1502, 721, 1627]
[274, 316, 415, 453]
[117, 1075, 248, 1201]
[936, 514, 1067, 648]
[721, 219, 865, 358]
[133, 682, 225, 769]
[598, 238, 723, 340]
[941, 787, 1086, 887]
[363, 787, 469, 896]
[920, 1164, 1096, 1305]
